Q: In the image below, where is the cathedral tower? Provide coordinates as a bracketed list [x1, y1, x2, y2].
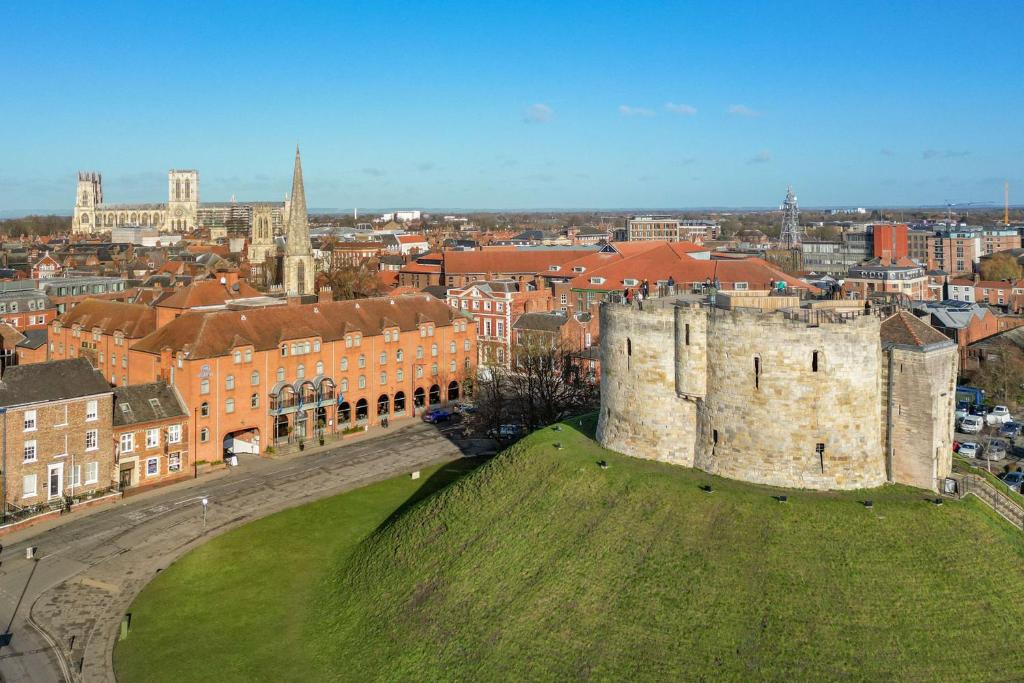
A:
[73, 172, 103, 234]
[167, 169, 199, 232]
[283, 147, 315, 296]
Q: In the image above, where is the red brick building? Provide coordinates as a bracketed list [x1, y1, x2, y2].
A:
[113, 382, 190, 490]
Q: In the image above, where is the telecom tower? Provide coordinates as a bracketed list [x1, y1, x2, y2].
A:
[779, 185, 801, 249]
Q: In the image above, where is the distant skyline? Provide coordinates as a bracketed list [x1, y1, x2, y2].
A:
[2, 1, 1021, 211]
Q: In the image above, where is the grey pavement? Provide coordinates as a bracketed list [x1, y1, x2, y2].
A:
[0, 421, 485, 682]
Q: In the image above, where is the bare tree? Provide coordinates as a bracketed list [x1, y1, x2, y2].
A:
[319, 238, 386, 300]
[471, 334, 598, 434]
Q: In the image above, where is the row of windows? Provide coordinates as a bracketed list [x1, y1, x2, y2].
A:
[450, 298, 506, 312]
[119, 424, 182, 453]
[24, 428, 99, 463]
[0, 299, 46, 313]
[22, 401, 97, 433]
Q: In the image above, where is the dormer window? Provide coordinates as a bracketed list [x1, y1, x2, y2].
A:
[589, 276, 605, 285]
[549, 265, 561, 272]
[573, 266, 586, 273]
[623, 278, 638, 287]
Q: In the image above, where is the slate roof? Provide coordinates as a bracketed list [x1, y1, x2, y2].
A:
[0, 358, 110, 408]
[513, 312, 569, 332]
[912, 300, 990, 330]
[113, 382, 187, 426]
[17, 328, 48, 350]
[133, 294, 463, 360]
[880, 311, 953, 349]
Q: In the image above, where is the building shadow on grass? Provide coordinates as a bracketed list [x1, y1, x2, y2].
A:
[376, 456, 491, 533]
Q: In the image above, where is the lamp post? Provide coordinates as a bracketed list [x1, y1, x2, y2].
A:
[201, 497, 208, 529]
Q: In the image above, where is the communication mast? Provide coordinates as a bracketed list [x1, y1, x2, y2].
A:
[779, 185, 801, 249]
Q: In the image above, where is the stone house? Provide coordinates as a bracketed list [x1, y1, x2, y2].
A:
[113, 382, 190, 491]
[0, 358, 115, 515]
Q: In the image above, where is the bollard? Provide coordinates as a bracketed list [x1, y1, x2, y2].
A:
[25, 547, 35, 560]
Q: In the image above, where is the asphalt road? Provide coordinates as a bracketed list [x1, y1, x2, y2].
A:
[0, 421, 484, 683]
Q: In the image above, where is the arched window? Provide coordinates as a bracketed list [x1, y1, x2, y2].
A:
[379, 351, 387, 365]
[377, 394, 390, 416]
[449, 341, 456, 354]
[200, 379, 210, 395]
[413, 387, 426, 407]
[233, 350, 241, 364]
[396, 349, 404, 362]
[200, 428, 209, 442]
[358, 354, 366, 368]
[340, 357, 349, 371]
[251, 371, 259, 386]
[277, 367, 285, 382]
[355, 398, 369, 421]
[340, 378, 349, 392]
[297, 364, 305, 379]
[449, 360, 456, 373]
[416, 346, 424, 359]
[380, 372, 387, 385]
[200, 402, 209, 417]
[226, 398, 235, 414]
[431, 344, 438, 357]
[251, 393, 259, 408]
[416, 366, 424, 378]
[316, 361, 324, 375]
[226, 374, 235, 390]
[397, 369, 404, 382]
[358, 375, 366, 389]
[447, 381, 460, 401]
[429, 384, 441, 405]
[394, 391, 406, 412]
[338, 401, 351, 423]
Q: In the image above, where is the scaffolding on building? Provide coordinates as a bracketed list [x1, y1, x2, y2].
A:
[779, 185, 802, 249]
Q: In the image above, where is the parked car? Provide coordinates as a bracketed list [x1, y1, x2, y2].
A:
[984, 439, 1009, 461]
[999, 421, 1023, 438]
[489, 424, 524, 440]
[960, 415, 984, 434]
[970, 405, 992, 418]
[1000, 471, 1024, 492]
[422, 408, 452, 423]
[957, 442, 981, 459]
[955, 403, 970, 423]
[987, 406, 1014, 425]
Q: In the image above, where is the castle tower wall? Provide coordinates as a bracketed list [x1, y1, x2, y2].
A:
[885, 344, 958, 491]
[596, 303, 698, 466]
[675, 303, 707, 398]
[695, 308, 885, 490]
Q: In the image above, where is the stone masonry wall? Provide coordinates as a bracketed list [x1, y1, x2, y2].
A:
[695, 308, 885, 490]
[885, 345, 958, 491]
[597, 304, 697, 466]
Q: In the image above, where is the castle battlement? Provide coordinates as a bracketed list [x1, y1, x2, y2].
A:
[596, 294, 957, 492]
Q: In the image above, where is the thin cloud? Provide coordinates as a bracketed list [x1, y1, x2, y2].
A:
[727, 104, 762, 117]
[523, 103, 553, 123]
[361, 167, 386, 177]
[881, 148, 895, 157]
[415, 162, 436, 172]
[922, 149, 970, 160]
[618, 105, 655, 117]
[748, 150, 772, 164]
[665, 102, 697, 116]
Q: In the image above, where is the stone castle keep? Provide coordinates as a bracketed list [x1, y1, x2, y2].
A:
[597, 292, 958, 491]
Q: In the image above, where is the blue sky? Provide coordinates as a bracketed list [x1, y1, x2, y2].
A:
[2, 0, 1022, 211]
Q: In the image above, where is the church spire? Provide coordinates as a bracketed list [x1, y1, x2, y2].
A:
[282, 146, 315, 296]
[286, 146, 309, 255]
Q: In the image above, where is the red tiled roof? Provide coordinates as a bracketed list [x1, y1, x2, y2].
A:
[880, 311, 951, 347]
[156, 279, 262, 309]
[132, 294, 464, 360]
[399, 263, 442, 275]
[398, 235, 427, 244]
[443, 249, 588, 275]
[57, 299, 157, 338]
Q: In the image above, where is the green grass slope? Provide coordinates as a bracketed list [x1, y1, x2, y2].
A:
[317, 416, 1024, 682]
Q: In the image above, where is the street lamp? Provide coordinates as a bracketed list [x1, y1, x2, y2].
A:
[201, 497, 209, 529]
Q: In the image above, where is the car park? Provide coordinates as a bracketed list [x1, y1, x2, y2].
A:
[999, 421, 1023, 438]
[986, 405, 1014, 426]
[422, 408, 452, 423]
[955, 403, 970, 422]
[984, 439, 1008, 461]
[959, 415, 984, 434]
[1001, 471, 1024, 493]
[957, 442, 980, 459]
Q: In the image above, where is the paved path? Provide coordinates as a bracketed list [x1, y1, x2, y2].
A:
[0, 422, 481, 682]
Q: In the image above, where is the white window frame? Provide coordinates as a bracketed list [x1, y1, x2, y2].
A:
[146, 457, 159, 477]
[86, 399, 98, 421]
[85, 461, 98, 484]
[23, 440, 37, 463]
[86, 429, 98, 451]
[120, 432, 134, 453]
[168, 424, 182, 444]
[146, 428, 160, 449]
[23, 409, 36, 432]
[23, 474, 37, 498]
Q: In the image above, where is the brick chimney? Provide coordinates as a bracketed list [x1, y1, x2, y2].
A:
[318, 286, 333, 304]
[159, 346, 173, 382]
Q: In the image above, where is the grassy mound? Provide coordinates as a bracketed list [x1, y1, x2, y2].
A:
[316, 416, 1024, 681]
